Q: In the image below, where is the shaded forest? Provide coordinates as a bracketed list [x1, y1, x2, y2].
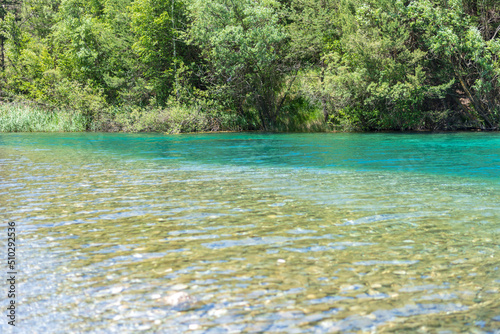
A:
[0, 0, 499, 132]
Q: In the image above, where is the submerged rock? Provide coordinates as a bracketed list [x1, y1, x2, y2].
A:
[159, 291, 198, 310]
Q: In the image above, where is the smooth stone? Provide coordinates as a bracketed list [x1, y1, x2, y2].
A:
[161, 291, 197, 308]
[171, 283, 188, 291]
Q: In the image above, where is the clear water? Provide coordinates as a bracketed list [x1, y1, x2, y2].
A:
[0, 132, 499, 333]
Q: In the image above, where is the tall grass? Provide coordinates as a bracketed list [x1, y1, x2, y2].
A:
[0, 103, 87, 132]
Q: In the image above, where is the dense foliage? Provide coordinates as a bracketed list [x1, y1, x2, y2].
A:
[0, 0, 499, 132]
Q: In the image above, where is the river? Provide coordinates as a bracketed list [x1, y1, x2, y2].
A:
[0, 132, 499, 333]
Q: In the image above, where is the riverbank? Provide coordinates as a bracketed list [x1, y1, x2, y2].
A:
[2, 0, 499, 136]
[0, 101, 329, 133]
[1, 102, 498, 133]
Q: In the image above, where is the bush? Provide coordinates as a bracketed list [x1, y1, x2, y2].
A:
[276, 96, 326, 132]
[102, 100, 232, 133]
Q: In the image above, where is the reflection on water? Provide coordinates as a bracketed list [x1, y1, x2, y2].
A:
[0, 132, 499, 333]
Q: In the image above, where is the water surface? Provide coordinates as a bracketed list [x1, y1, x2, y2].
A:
[0, 132, 499, 333]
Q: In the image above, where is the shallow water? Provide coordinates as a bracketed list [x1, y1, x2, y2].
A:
[0, 132, 499, 333]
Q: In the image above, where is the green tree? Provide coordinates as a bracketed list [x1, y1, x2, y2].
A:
[312, 0, 455, 130]
[188, 0, 289, 129]
[0, 0, 21, 72]
[51, 0, 137, 102]
[286, 0, 339, 121]
[129, 0, 194, 105]
[408, 0, 500, 129]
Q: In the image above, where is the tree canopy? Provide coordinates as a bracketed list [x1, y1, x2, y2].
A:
[0, 0, 499, 131]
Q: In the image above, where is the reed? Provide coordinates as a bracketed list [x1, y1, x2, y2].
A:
[0, 103, 87, 132]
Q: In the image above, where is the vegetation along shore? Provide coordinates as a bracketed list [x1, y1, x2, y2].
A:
[0, 0, 499, 133]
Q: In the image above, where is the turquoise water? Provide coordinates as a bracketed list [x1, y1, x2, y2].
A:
[0, 132, 499, 333]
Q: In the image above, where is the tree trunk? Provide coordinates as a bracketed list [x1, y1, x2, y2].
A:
[1, 36, 4, 71]
[320, 59, 328, 122]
